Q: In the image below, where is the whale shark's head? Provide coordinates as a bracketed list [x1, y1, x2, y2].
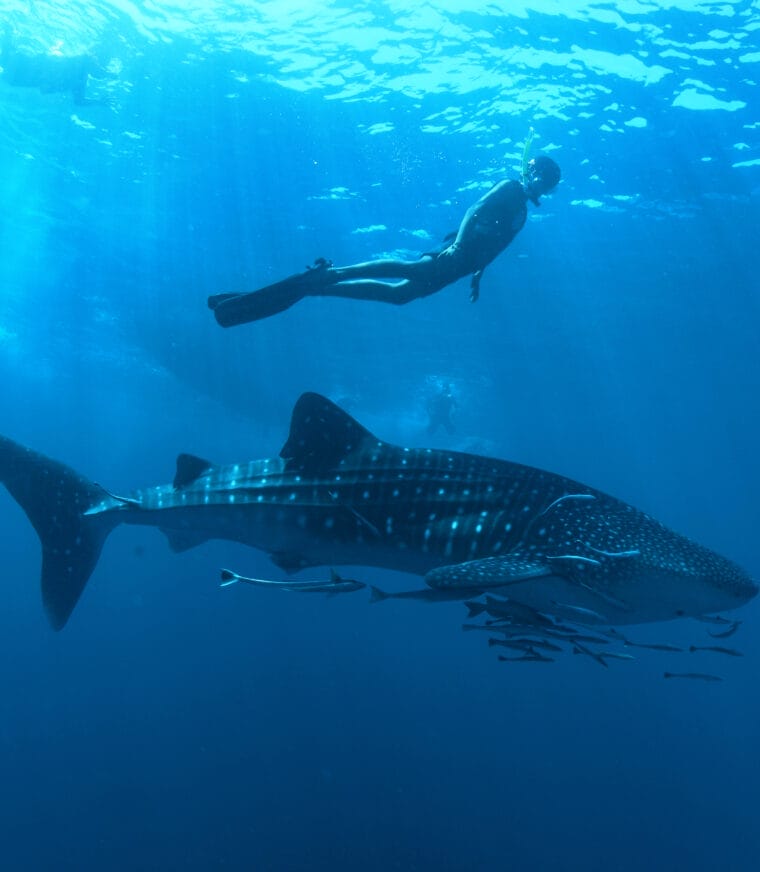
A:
[426, 494, 758, 626]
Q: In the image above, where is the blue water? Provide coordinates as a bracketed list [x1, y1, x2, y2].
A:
[1, 2, 759, 869]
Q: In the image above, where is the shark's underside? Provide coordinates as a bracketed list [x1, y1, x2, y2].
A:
[0, 392, 755, 629]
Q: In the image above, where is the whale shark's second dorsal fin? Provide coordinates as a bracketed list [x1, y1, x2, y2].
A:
[280, 392, 379, 473]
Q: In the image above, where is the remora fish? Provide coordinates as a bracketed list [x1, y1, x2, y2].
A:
[370, 585, 479, 604]
[0, 392, 756, 629]
[220, 568, 365, 594]
[663, 672, 723, 683]
[688, 645, 743, 657]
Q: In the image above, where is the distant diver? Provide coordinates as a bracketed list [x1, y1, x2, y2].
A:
[426, 383, 457, 436]
[208, 150, 561, 327]
[1, 25, 116, 106]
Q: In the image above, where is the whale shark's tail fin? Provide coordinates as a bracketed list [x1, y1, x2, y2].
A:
[0, 435, 118, 630]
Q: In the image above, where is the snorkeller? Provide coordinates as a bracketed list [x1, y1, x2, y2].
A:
[1, 25, 116, 106]
[209, 137, 561, 327]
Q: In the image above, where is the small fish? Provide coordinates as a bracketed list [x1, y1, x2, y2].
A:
[220, 568, 365, 594]
[689, 645, 743, 657]
[680, 613, 735, 626]
[372, 586, 479, 603]
[488, 637, 563, 653]
[465, 600, 489, 618]
[599, 651, 636, 663]
[572, 641, 609, 668]
[708, 621, 741, 639]
[550, 600, 607, 622]
[551, 631, 611, 646]
[510, 637, 564, 653]
[488, 638, 536, 651]
[464, 623, 559, 644]
[623, 640, 684, 653]
[497, 649, 554, 664]
[481, 596, 555, 627]
[663, 671, 723, 682]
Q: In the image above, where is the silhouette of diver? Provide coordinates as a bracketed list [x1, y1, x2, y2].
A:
[209, 155, 561, 327]
[1, 25, 115, 106]
[426, 384, 457, 436]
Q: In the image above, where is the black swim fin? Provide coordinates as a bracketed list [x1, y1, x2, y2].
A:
[208, 261, 333, 327]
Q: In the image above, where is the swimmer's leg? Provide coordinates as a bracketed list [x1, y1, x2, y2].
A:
[209, 257, 436, 327]
[309, 256, 437, 305]
[311, 278, 424, 305]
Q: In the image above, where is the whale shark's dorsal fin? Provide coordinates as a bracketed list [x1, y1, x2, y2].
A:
[280, 392, 380, 473]
[174, 453, 215, 489]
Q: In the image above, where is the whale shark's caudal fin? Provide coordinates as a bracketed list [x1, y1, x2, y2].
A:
[0, 435, 118, 630]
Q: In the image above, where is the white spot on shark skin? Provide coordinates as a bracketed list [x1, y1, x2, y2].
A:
[325, 517, 335, 529]
[451, 520, 459, 531]
[229, 494, 236, 503]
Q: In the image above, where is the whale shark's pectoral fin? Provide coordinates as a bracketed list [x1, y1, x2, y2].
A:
[425, 552, 554, 590]
[425, 545, 638, 613]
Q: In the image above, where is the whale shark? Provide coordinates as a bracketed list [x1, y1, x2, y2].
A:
[0, 392, 755, 629]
